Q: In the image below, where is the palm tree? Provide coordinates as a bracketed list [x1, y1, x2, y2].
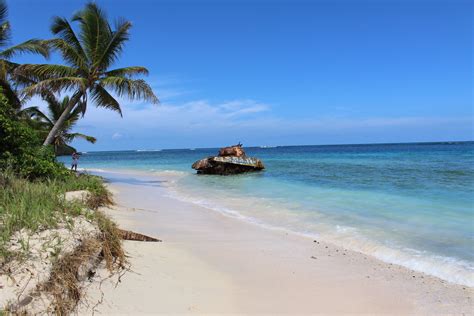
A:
[0, 0, 49, 109]
[16, 2, 158, 146]
[21, 92, 96, 155]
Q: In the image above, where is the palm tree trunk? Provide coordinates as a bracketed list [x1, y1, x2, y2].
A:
[42, 92, 83, 146]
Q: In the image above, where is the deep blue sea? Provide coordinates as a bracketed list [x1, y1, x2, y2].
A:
[58, 142, 474, 286]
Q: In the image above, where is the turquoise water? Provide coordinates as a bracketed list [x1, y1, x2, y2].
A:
[59, 142, 474, 286]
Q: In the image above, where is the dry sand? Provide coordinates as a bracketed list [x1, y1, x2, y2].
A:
[80, 171, 473, 315]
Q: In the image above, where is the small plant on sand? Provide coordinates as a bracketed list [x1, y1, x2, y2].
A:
[18, 236, 30, 254]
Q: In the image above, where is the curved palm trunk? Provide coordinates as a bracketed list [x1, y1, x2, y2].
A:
[42, 92, 83, 146]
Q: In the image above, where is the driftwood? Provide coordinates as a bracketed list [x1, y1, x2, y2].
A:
[117, 229, 161, 242]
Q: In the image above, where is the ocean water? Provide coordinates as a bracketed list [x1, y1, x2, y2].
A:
[58, 142, 474, 286]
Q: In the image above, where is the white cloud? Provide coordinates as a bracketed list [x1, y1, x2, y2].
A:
[112, 132, 123, 140]
[19, 83, 473, 150]
[79, 98, 270, 128]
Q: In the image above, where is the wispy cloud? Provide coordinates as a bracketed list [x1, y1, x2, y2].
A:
[219, 100, 270, 118]
[111, 132, 123, 140]
[71, 94, 473, 150]
[19, 81, 473, 150]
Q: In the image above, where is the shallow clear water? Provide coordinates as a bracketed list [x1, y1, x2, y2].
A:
[58, 142, 474, 286]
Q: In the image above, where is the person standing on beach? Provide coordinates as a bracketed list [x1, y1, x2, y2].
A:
[71, 152, 79, 172]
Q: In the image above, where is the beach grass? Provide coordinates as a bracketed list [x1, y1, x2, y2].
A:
[0, 170, 112, 261]
[0, 169, 126, 313]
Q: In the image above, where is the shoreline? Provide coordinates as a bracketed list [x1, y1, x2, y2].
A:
[85, 167, 473, 288]
[82, 169, 472, 314]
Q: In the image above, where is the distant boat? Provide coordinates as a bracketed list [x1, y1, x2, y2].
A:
[260, 145, 276, 148]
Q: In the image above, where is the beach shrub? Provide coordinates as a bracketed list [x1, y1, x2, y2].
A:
[0, 91, 68, 179]
[59, 172, 112, 209]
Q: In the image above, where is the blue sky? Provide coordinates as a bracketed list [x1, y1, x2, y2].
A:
[8, 0, 473, 150]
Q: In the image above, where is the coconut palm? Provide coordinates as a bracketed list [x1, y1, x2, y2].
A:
[16, 2, 158, 146]
[21, 92, 96, 155]
[0, 0, 49, 109]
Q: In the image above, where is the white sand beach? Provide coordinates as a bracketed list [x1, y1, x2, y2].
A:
[80, 170, 473, 315]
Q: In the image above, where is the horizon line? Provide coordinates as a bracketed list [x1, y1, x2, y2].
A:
[75, 140, 474, 154]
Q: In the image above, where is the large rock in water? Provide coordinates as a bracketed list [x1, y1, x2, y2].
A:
[192, 144, 265, 175]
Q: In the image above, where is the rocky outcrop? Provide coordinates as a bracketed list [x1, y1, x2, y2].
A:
[192, 144, 265, 175]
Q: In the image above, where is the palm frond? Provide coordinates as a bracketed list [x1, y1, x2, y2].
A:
[47, 38, 88, 70]
[66, 132, 97, 144]
[0, 78, 21, 109]
[0, 21, 9, 48]
[18, 106, 54, 126]
[0, 59, 18, 80]
[0, 0, 10, 47]
[50, 17, 88, 65]
[22, 77, 87, 97]
[40, 90, 65, 121]
[90, 84, 122, 116]
[104, 66, 149, 78]
[100, 76, 158, 104]
[95, 18, 131, 70]
[77, 95, 88, 117]
[70, 97, 87, 119]
[0, 1, 7, 26]
[15, 63, 77, 81]
[0, 39, 50, 59]
[73, 2, 112, 65]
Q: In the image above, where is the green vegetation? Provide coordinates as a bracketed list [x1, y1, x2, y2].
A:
[21, 93, 97, 156]
[0, 170, 111, 261]
[0, 0, 152, 261]
[0, 1, 154, 312]
[0, 168, 125, 314]
[0, 91, 68, 179]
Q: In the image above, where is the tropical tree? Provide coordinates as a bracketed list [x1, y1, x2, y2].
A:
[16, 2, 158, 146]
[0, 0, 49, 110]
[21, 92, 96, 155]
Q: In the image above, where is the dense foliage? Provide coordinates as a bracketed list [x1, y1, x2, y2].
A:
[21, 93, 96, 156]
[0, 91, 68, 179]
